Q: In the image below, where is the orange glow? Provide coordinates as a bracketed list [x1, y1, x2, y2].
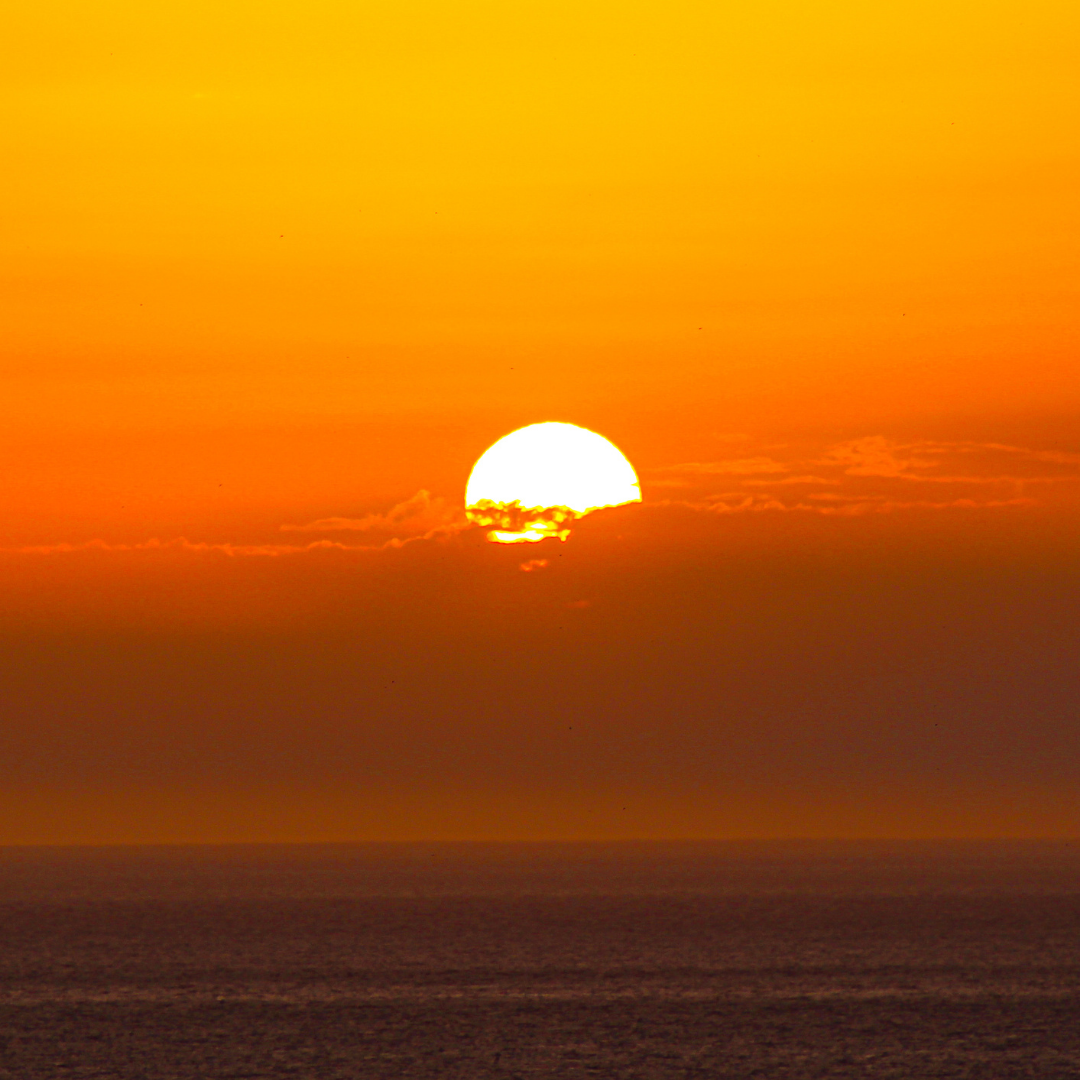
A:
[1, 0, 1079, 843]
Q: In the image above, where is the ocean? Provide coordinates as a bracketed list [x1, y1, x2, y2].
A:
[1, 841, 1078, 1077]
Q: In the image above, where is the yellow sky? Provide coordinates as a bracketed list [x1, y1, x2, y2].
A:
[4, 0, 1077, 444]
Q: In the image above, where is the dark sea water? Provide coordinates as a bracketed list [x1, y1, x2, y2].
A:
[1, 841, 1078, 1078]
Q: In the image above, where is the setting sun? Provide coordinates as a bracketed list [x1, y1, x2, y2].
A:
[465, 422, 641, 543]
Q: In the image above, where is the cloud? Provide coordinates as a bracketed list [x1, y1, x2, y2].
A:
[656, 436, 1080, 518]
[662, 492, 1036, 517]
[281, 490, 467, 541]
[742, 474, 837, 486]
[801, 496, 1037, 516]
[8, 492, 473, 558]
[822, 437, 1080, 485]
[918, 441, 1080, 465]
[6, 537, 370, 558]
[658, 494, 791, 514]
[887, 473, 1079, 485]
[464, 500, 579, 543]
[823, 436, 931, 478]
[653, 457, 790, 476]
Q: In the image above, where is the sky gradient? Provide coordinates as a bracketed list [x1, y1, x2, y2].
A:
[2, 0, 1078, 842]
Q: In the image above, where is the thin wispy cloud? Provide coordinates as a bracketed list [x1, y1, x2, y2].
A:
[654, 435, 1080, 515]
[824, 436, 932, 478]
[653, 457, 790, 476]
[281, 490, 467, 538]
[7, 493, 473, 558]
[742, 475, 837, 487]
[6, 537, 370, 558]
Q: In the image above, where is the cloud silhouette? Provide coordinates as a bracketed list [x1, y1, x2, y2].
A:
[281, 490, 468, 542]
[9, 492, 472, 559]
[652, 435, 1080, 516]
[8, 537, 368, 557]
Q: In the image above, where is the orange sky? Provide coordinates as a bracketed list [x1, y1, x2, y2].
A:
[2, 0, 1078, 842]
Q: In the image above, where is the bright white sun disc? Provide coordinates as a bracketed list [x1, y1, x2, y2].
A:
[465, 422, 640, 542]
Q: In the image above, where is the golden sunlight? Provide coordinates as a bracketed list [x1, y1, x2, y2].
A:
[465, 422, 641, 543]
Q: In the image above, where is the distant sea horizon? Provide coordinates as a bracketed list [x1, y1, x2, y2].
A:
[2, 840, 1077, 1077]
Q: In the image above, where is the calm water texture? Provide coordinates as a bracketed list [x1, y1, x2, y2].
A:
[1, 841, 1078, 1078]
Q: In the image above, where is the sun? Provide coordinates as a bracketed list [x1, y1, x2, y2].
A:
[465, 422, 641, 543]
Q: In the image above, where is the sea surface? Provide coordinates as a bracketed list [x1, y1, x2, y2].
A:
[1, 841, 1078, 1078]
